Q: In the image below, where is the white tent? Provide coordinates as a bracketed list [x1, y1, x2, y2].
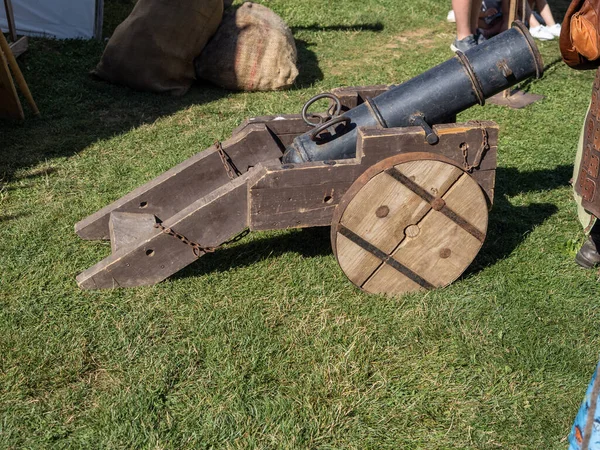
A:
[0, 0, 103, 40]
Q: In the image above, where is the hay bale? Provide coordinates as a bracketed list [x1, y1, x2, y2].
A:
[94, 0, 223, 96]
[194, 2, 298, 91]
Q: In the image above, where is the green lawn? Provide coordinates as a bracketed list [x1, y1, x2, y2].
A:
[1, 0, 598, 448]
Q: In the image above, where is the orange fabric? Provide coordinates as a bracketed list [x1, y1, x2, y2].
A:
[572, 12, 600, 60]
[561, 0, 600, 69]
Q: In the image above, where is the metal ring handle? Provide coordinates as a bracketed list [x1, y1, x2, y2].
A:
[301, 93, 342, 127]
[309, 116, 351, 142]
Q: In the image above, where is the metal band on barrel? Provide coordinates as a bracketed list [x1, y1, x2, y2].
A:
[455, 52, 486, 106]
[364, 97, 389, 128]
[511, 21, 544, 79]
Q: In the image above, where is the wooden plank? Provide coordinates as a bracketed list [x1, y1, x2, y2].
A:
[251, 182, 353, 229]
[3, 0, 17, 42]
[77, 171, 251, 289]
[442, 173, 488, 234]
[249, 122, 497, 231]
[251, 158, 360, 189]
[339, 161, 463, 254]
[0, 32, 37, 115]
[474, 169, 495, 208]
[109, 212, 157, 253]
[331, 85, 391, 110]
[0, 47, 23, 120]
[9, 36, 27, 58]
[383, 210, 483, 288]
[94, 0, 104, 40]
[232, 115, 314, 148]
[361, 262, 426, 295]
[75, 123, 282, 240]
[335, 232, 386, 287]
[357, 122, 498, 204]
[358, 122, 498, 171]
[249, 159, 363, 230]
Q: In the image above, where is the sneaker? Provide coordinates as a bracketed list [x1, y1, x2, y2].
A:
[547, 23, 561, 37]
[450, 34, 477, 53]
[447, 10, 456, 22]
[529, 25, 555, 40]
[475, 28, 487, 45]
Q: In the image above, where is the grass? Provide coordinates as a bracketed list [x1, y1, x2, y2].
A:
[0, 0, 598, 448]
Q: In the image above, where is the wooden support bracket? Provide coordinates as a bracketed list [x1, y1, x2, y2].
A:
[75, 122, 284, 240]
[77, 172, 252, 289]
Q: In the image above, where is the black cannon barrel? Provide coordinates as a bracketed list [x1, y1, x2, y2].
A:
[282, 21, 543, 164]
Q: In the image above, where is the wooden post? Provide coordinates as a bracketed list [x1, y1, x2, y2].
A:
[3, 0, 17, 42]
[0, 31, 38, 115]
[94, 0, 104, 40]
[504, 0, 519, 101]
[2, 0, 28, 58]
[0, 41, 23, 120]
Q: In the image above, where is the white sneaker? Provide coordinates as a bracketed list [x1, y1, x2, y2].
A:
[447, 10, 455, 22]
[529, 25, 554, 40]
[547, 23, 561, 37]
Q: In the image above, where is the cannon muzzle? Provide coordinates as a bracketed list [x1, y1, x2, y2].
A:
[282, 21, 543, 164]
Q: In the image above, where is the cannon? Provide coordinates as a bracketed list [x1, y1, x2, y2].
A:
[75, 23, 543, 295]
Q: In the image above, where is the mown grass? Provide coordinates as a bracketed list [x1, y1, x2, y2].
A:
[1, 0, 598, 448]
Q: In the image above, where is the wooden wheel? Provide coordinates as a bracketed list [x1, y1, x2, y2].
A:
[331, 152, 488, 296]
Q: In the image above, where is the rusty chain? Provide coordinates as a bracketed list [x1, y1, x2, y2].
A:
[216, 140, 241, 180]
[151, 142, 247, 258]
[461, 123, 489, 173]
[154, 222, 250, 258]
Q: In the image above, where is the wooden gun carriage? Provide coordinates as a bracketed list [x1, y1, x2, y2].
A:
[76, 24, 542, 295]
[76, 84, 497, 295]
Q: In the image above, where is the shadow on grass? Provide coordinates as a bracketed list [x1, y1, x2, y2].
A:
[171, 226, 332, 282]
[172, 165, 569, 284]
[465, 164, 570, 275]
[515, 56, 563, 94]
[0, 213, 29, 223]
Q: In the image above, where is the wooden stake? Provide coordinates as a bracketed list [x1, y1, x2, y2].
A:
[0, 45, 23, 120]
[0, 32, 39, 115]
[3, 0, 17, 42]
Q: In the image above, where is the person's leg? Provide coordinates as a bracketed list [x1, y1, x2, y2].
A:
[574, 103, 600, 268]
[451, 0, 479, 51]
[526, 2, 541, 28]
[534, 0, 561, 36]
[526, 1, 555, 39]
[453, 0, 474, 39]
[535, 0, 556, 26]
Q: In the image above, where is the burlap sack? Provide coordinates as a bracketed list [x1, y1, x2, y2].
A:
[94, 0, 223, 96]
[194, 2, 298, 91]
